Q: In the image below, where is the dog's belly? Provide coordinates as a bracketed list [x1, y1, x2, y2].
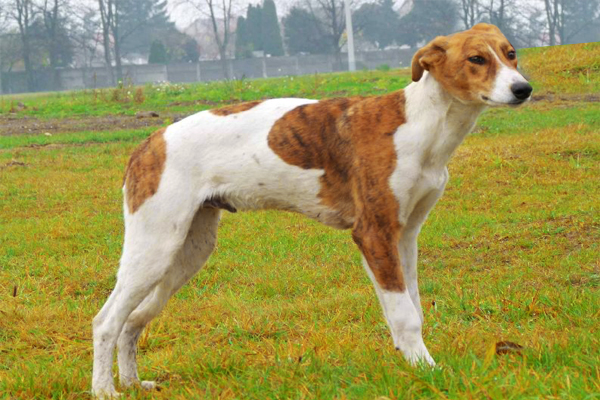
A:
[234, 197, 354, 230]
[223, 167, 355, 229]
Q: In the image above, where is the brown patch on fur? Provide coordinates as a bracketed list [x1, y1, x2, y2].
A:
[210, 101, 263, 116]
[268, 93, 407, 291]
[124, 128, 167, 214]
[269, 97, 364, 219]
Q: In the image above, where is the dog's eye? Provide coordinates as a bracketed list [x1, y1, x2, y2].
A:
[468, 56, 486, 65]
[507, 50, 516, 60]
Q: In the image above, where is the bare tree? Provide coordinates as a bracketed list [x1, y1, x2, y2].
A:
[543, 0, 562, 45]
[71, 3, 103, 68]
[38, 0, 66, 87]
[98, 0, 176, 84]
[0, 2, 6, 93]
[0, 2, 5, 28]
[97, 0, 119, 84]
[177, 0, 236, 79]
[486, 0, 512, 32]
[0, 2, 19, 77]
[306, 0, 345, 64]
[458, 0, 483, 28]
[516, 6, 546, 47]
[9, 0, 35, 91]
[542, 0, 600, 45]
[480, 0, 521, 44]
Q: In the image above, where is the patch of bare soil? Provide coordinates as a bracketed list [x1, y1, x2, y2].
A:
[531, 93, 600, 103]
[0, 160, 28, 169]
[168, 99, 221, 107]
[0, 112, 190, 136]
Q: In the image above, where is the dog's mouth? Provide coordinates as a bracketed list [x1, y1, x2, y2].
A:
[481, 95, 528, 107]
[508, 99, 528, 106]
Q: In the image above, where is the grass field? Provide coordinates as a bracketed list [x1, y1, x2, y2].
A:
[1, 43, 599, 399]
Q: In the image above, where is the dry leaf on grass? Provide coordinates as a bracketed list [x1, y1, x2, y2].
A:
[495, 341, 524, 355]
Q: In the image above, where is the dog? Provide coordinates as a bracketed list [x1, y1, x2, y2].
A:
[92, 23, 532, 398]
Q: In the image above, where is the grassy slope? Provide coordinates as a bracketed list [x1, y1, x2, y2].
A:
[0, 44, 599, 399]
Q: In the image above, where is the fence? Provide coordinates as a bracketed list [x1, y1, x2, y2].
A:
[0, 49, 415, 94]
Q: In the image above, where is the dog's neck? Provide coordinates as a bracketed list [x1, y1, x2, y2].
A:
[402, 72, 486, 168]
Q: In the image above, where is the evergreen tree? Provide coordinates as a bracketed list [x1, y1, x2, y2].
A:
[283, 1, 345, 58]
[282, 7, 330, 55]
[118, 0, 175, 58]
[148, 40, 168, 63]
[246, 4, 263, 52]
[113, 0, 199, 64]
[354, 0, 400, 49]
[261, 0, 284, 56]
[235, 16, 253, 58]
[182, 38, 200, 62]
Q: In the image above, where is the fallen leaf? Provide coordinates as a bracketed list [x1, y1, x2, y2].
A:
[496, 341, 524, 355]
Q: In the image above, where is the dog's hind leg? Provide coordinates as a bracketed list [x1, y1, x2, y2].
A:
[92, 194, 200, 399]
[116, 207, 220, 389]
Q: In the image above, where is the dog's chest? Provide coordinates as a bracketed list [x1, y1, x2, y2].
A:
[388, 120, 453, 224]
[390, 162, 448, 224]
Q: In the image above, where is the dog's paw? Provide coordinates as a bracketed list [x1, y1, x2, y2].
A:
[415, 345, 436, 367]
[416, 352, 436, 368]
[396, 343, 436, 367]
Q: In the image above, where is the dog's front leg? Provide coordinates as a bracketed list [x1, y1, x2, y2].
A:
[399, 184, 448, 325]
[352, 218, 435, 366]
[398, 230, 423, 323]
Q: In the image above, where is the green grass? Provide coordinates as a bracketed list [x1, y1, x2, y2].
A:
[0, 44, 599, 399]
[0, 71, 411, 119]
[476, 102, 600, 136]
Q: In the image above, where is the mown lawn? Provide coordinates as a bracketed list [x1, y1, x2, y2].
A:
[0, 44, 599, 399]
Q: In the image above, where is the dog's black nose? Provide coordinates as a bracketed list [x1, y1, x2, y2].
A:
[511, 82, 533, 100]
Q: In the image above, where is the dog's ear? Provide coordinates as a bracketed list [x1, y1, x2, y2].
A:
[411, 36, 448, 82]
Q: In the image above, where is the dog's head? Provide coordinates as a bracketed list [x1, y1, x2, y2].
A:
[412, 23, 532, 106]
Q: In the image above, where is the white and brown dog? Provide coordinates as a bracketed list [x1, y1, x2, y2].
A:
[92, 23, 532, 397]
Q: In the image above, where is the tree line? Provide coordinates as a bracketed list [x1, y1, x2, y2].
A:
[0, 0, 198, 91]
[1, 0, 599, 92]
[250, 0, 599, 58]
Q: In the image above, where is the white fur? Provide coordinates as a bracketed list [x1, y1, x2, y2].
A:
[391, 72, 484, 227]
[487, 46, 529, 105]
[92, 57, 523, 396]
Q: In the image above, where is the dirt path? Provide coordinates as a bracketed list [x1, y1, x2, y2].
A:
[530, 93, 600, 103]
[0, 112, 189, 136]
